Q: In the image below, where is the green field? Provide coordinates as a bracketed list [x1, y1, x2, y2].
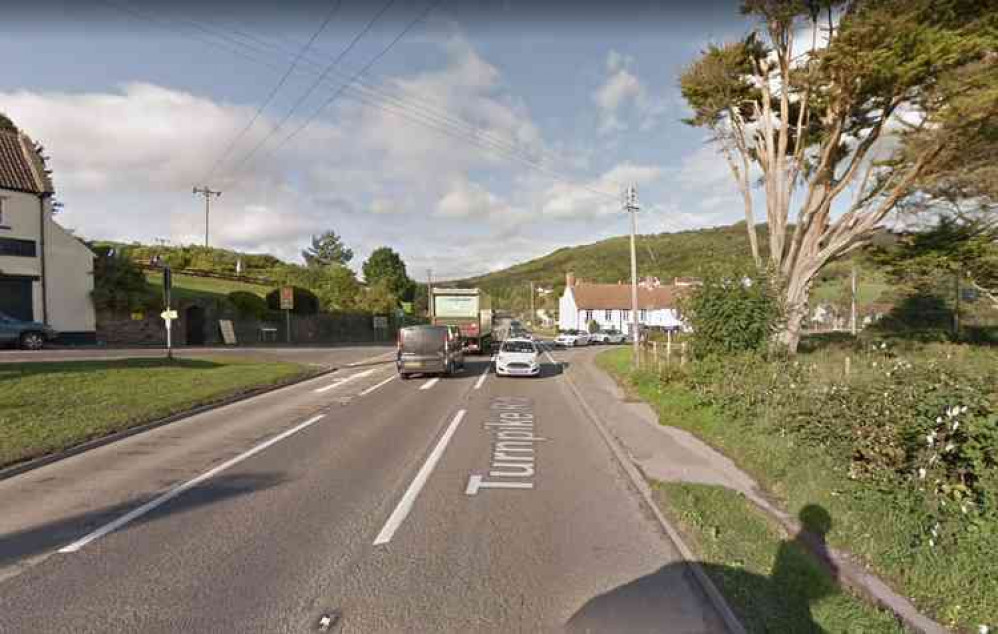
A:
[0, 358, 308, 469]
[145, 271, 271, 303]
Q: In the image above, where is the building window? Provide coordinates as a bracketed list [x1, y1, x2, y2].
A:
[621, 310, 629, 322]
[584, 309, 593, 322]
[639, 309, 648, 322]
[0, 237, 36, 257]
[604, 309, 612, 321]
[0, 197, 6, 227]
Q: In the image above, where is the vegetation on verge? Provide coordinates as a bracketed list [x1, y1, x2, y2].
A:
[653, 482, 903, 632]
[597, 344, 997, 632]
[0, 358, 308, 469]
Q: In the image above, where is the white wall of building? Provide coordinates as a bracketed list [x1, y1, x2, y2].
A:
[557, 286, 683, 334]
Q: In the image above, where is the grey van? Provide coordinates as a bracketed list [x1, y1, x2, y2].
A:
[397, 325, 464, 379]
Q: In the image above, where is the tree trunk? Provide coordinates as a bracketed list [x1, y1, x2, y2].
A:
[778, 273, 812, 354]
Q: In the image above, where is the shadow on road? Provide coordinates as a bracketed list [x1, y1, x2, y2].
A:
[0, 472, 286, 570]
[566, 504, 841, 633]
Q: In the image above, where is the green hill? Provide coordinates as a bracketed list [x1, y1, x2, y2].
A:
[449, 222, 895, 314]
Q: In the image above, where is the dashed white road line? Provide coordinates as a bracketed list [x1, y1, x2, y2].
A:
[313, 368, 376, 393]
[58, 413, 328, 554]
[373, 409, 467, 546]
[419, 377, 440, 391]
[474, 366, 490, 390]
[359, 375, 396, 396]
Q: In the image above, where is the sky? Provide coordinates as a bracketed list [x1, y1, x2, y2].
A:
[0, 0, 756, 280]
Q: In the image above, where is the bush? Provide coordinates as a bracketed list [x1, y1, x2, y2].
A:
[227, 291, 268, 318]
[587, 319, 600, 334]
[265, 286, 319, 314]
[681, 267, 782, 358]
[90, 248, 156, 312]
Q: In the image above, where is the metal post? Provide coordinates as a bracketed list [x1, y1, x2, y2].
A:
[850, 265, 858, 336]
[192, 186, 222, 248]
[286, 308, 291, 344]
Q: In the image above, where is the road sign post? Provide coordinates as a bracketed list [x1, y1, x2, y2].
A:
[280, 286, 294, 344]
[162, 266, 174, 360]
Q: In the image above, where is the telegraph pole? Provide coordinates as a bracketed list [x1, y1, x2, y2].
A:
[624, 185, 641, 368]
[529, 281, 535, 327]
[192, 186, 222, 248]
[850, 265, 858, 336]
[427, 269, 434, 320]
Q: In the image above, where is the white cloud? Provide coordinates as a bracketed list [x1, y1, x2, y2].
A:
[593, 50, 669, 135]
[540, 162, 663, 219]
[435, 178, 514, 219]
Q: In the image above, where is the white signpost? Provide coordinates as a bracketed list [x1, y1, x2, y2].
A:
[161, 309, 178, 358]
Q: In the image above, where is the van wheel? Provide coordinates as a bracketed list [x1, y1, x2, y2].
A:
[446, 361, 454, 376]
[399, 373, 410, 381]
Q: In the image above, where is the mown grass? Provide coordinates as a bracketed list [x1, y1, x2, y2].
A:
[0, 358, 307, 469]
[145, 271, 271, 303]
[597, 347, 997, 632]
[653, 482, 903, 633]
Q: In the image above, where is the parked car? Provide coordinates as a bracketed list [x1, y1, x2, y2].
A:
[554, 330, 590, 347]
[495, 338, 541, 377]
[397, 325, 464, 379]
[590, 328, 626, 344]
[0, 311, 56, 350]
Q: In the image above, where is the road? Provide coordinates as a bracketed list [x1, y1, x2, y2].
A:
[0, 344, 726, 633]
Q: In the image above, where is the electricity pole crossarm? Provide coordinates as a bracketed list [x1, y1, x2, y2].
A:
[192, 186, 222, 248]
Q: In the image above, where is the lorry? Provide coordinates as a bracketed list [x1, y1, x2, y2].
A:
[430, 287, 493, 354]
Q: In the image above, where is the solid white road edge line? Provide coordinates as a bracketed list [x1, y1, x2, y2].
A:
[359, 375, 396, 396]
[419, 377, 440, 391]
[372, 409, 467, 546]
[58, 414, 328, 554]
[473, 366, 489, 390]
[314, 368, 376, 393]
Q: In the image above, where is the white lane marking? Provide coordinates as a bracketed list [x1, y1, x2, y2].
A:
[373, 409, 467, 545]
[314, 368, 376, 393]
[419, 377, 440, 391]
[473, 366, 489, 390]
[543, 350, 559, 366]
[359, 375, 396, 396]
[59, 414, 327, 554]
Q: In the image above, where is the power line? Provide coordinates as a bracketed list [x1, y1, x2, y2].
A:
[200, 0, 343, 183]
[223, 0, 401, 178]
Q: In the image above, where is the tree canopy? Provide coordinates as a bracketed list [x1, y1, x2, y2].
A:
[362, 247, 413, 301]
[680, 0, 998, 351]
[301, 231, 353, 267]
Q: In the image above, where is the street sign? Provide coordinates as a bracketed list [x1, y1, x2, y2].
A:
[280, 286, 294, 310]
[160, 309, 179, 321]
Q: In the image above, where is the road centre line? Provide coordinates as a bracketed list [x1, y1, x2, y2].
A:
[373, 409, 467, 545]
[58, 414, 328, 554]
[419, 377, 440, 391]
[359, 375, 396, 396]
[314, 368, 376, 393]
[473, 366, 489, 390]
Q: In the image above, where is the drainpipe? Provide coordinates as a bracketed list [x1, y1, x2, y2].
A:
[38, 193, 49, 324]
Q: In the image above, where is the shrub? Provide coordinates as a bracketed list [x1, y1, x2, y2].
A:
[681, 267, 782, 358]
[265, 286, 319, 314]
[227, 291, 267, 318]
[587, 319, 600, 334]
[90, 248, 156, 312]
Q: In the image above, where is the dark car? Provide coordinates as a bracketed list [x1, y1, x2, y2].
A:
[0, 311, 57, 350]
[397, 325, 464, 379]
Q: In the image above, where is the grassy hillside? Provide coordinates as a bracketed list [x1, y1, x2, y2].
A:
[453, 223, 759, 310]
[145, 271, 271, 303]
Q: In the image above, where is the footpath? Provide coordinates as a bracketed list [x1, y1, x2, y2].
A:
[566, 347, 949, 634]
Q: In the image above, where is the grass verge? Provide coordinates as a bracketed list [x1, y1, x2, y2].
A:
[653, 482, 903, 633]
[0, 357, 309, 469]
[597, 347, 996, 632]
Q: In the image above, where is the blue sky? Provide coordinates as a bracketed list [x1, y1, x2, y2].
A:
[1, 0, 754, 279]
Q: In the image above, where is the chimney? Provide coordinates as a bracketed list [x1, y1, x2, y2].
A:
[566, 271, 575, 287]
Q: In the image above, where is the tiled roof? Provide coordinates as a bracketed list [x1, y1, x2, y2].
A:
[0, 130, 53, 194]
[571, 283, 683, 310]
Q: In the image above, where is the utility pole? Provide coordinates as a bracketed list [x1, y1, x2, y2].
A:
[850, 265, 858, 336]
[427, 269, 434, 320]
[953, 270, 961, 337]
[624, 185, 641, 368]
[529, 281, 535, 327]
[192, 186, 222, 248]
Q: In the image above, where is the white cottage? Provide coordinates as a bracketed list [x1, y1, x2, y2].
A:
[557, 272, 684, 334]
[0, 118, 96, 342]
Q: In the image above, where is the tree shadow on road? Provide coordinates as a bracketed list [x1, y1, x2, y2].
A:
[566, 505, 841, 633]
[0, 472, 286, 571]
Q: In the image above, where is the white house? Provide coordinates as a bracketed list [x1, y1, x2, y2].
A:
[0, 119, 96, 342]
[558, 272, 684, 334]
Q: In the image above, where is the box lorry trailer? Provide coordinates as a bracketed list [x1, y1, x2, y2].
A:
[430, 287, 493, 354]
